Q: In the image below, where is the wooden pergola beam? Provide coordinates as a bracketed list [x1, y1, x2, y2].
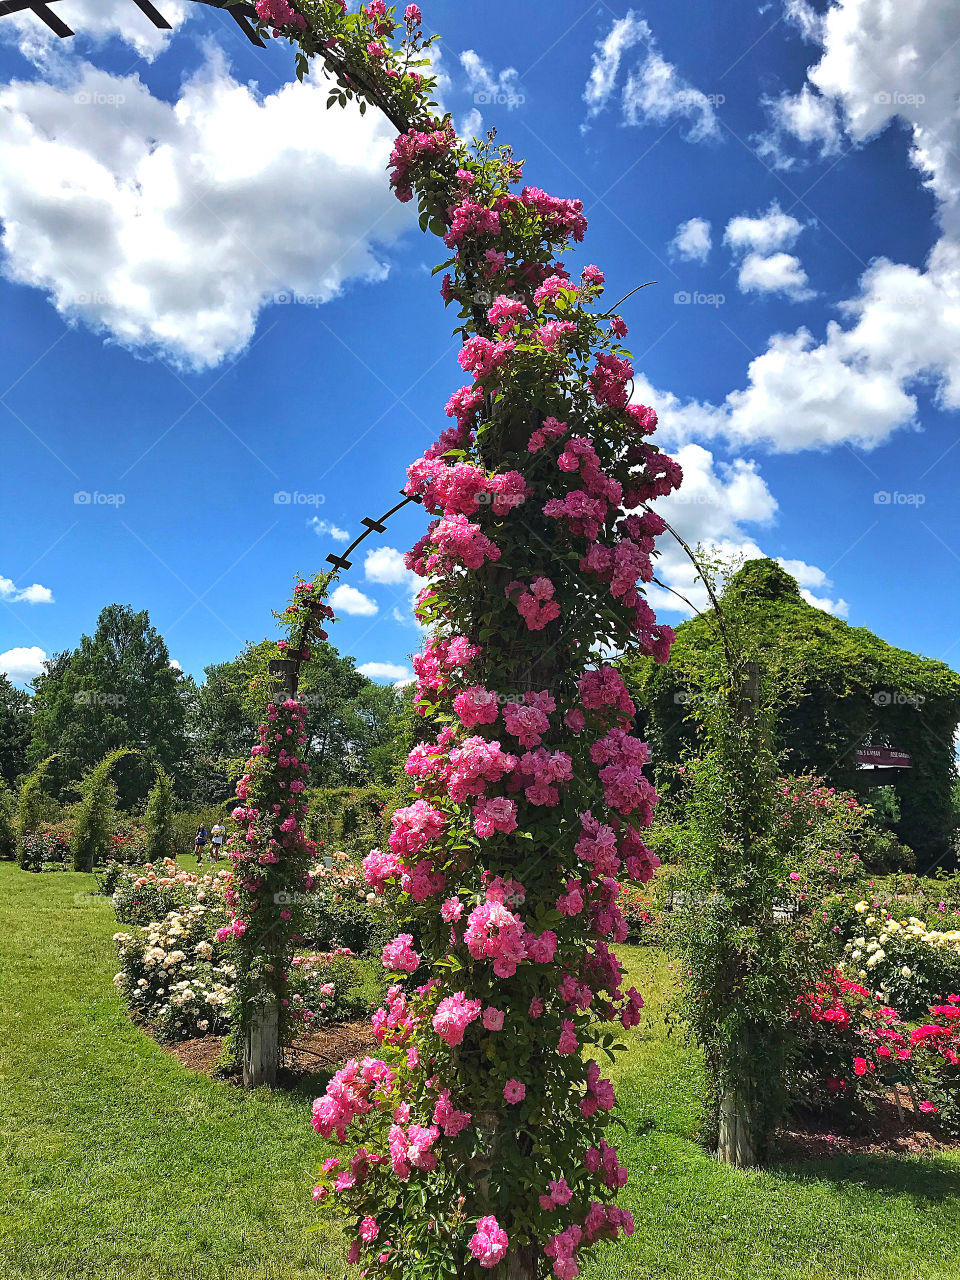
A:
[0, 0, 265, 45]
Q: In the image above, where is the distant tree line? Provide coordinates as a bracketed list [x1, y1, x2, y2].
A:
[0, 602, 410, 811]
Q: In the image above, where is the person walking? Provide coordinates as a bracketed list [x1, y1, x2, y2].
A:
[194, 824, 208, 864]
[210, 821, 225, 862]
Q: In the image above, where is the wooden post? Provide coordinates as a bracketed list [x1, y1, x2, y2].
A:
[243, 995, 280, 1088]
[716, 659, 762, 1169]
[717, 1086, 756, 1168]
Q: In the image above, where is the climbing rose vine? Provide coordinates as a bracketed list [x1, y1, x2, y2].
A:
[253, 5, 682, 1276]
[221, 573, 336, 1060]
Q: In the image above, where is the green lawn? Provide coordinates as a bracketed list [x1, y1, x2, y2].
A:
[2, 862, 960, 1279]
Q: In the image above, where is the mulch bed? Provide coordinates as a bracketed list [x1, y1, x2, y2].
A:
[164, 1019, 378, 1086]
[776, 1087, 954, 1159]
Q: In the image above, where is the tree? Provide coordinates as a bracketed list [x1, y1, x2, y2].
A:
[28, 604, 186, 808]
[144, 767, 176, 863]
[73, 748, 133, 872]
[0, 673, 31, 785]
[181, 638, 404, 805]
[266, 9, 680, 1276]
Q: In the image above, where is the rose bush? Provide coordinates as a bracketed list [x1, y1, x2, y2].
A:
[248, 5, 685, 1275]
[791, 970, 960, 1136]
[836, 900, 960, 1019]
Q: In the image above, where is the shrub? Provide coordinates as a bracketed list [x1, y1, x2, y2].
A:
[305, 786, 392, 856]
[145, 769, 177, 862]
[836, 900, 960, 1019]
[73, 749, 133, 872]
[19, 823, 72, 871]
[286, 950, 377, 1030]
[113, 904, 236, 1042]
[17, 755, 56, 839]
[301, 853, 394, 954]
[618, 883, 664, 944]
[790, 971, 960, 1136]
[107, 858, 230, 927]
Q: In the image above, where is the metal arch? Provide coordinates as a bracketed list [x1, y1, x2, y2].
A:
[324, 491, 422, 573]
[0, 0, 266, 46]
[267, 490, 423, 699]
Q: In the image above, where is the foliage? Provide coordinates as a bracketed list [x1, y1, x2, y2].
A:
[72, 748, 134, 872]
[305, 785, 392, 855]
[617, 884, 663, 945]
[626, 557, 960, 870]
[0, 779, 16, 860]
[27, 604, 186, 808]
[183, 637, 406, 806]
[144, 768, 177, 862]
[0, 672, 31, 785]
[301, 852, 395, 954]
[664, 565, 865, 1162]
[16, 753, 57, 839]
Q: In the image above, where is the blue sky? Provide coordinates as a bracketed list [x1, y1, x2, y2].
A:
[1, 0, 959, 688]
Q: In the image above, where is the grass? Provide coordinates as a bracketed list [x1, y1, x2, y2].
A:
[3, 862, 960, 1279]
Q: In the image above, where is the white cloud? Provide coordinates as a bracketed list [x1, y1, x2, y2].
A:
[330, 584, 378, 616]
[641, 441, 836, 618]
[364, 545, 414, 586]
[724, 202, 804, 256]
[0, 53, 411, 369]
[460, 50, 524, 111]
[584, 12, 650, 115]
[169, 658, 183, 671]
[0, 576, 54, 604]
[670, 217, 712, 263]
[584, 11, 720, 141]
[2, 0, 189, 64]
[776, 557, 849, 616]
[737, 251, 814, 300]
[308, 518, 350, 543]
[358, 661, 413, 684]
[758, 84, 842, 166]
[0, 645, 46, 682]
[364, 545, 425, 626]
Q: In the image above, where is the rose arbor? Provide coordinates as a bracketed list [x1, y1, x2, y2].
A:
[253, 3, 683, 1276]
[220, 573, 336, 1087]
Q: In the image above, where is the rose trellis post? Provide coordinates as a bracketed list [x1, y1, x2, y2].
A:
[252, 3, 684, 1274]
[220, 572, 337, 1087]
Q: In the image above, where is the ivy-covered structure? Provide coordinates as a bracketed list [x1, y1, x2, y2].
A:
[626, 559, 960, 869]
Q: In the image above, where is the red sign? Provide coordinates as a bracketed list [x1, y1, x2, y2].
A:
[856, 747, 912, 768]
